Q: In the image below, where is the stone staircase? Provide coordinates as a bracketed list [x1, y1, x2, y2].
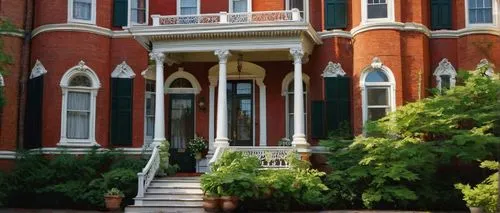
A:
[125, 176, 204, 213]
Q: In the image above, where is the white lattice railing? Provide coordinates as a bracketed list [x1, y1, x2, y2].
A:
[209, 146, 297, 170]
[136, 144, 161, 198]
[151, 9, 302, 26]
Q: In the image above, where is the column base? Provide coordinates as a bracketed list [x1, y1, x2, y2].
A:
[214, 137, 230, 147]
[292, 134, 311, 161]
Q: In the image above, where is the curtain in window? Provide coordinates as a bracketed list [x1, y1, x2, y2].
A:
[469, 0, 493, 23]
[367, 0, 388, 19]
[131, 0, 147, 24]
[170, 99, 193, 149]
[67, 92, 90, 139]
[233, 0, 248, 12]
[145, 93, 155, 140]
[73, 0, 92, 20]
[289, 0, 304, 11]
[180, 0, 198, 15]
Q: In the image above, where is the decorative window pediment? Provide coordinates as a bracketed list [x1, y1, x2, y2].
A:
[477, 58, 496, 77]
[321, 61, 346, 78]
[30, 60, 48, 79]
[433, 58, 457, 90]
[111, 61, 136, 79]
[60, 61, 101, 89]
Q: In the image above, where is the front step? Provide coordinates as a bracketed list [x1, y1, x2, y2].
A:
[125, 176, 204, 213]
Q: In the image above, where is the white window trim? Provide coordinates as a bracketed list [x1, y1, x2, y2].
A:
[361, 0, 395, 24]
[0, 73, 4, 87]
[143, 79, 155, 147]
[228, 0, 253, 13]
[58, 60, 101, 147]
[434, 58, 457, 91]
[128, 0, 149, 26]
[465, 0, 499, 28]
[360, 57, 396, 124]
[282, 72, 310, 139]
[285, 0, 310, 22]
[177, 0, 201, 15]
[67, 0, 97, 25]
[164, 68, 202, 94]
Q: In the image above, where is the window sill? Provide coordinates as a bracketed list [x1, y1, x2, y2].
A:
[68, 19, 96, 25]
[57, 140, 100, 148]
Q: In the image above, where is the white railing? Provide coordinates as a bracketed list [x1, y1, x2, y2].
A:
[151, 9, 302, 26]
[209, 146, 297, 170]
[136, 144, 161, 198]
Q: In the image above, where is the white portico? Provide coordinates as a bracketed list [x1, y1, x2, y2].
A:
[129, 10, 321, 161]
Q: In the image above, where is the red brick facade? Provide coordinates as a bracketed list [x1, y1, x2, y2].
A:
[0, 0, 499, 157]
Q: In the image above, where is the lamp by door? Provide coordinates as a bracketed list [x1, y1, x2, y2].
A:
[198, 96, 206, 111]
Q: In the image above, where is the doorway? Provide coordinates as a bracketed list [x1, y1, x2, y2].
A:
[169, 94, 196, 173]
[227, 81, 253, 146]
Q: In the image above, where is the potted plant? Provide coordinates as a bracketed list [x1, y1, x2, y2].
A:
[201, 172, 222, 212]
[278, 138, 292, 146]
[187, 136, 208, 160]
[104, 188, 124, 210]
[455, 183, 495, 213]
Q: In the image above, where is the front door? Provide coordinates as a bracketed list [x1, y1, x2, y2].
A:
[169, 94, 196, 173]
[227, 81, 253, 146]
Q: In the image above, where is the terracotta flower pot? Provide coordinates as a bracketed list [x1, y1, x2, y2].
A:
[203, 196, 220, 212]
[195, 152, 203, 160]
[104, 195, 122, 210]
[469, 207, 483, 213]
[220, 196, 239, 212]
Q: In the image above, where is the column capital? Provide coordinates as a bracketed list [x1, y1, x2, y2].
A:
[149, 52, 165, 64]
[289, 47, 304, 64]
[214, 49, 231, 64]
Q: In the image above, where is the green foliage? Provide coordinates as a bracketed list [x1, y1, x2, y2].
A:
[105, 188, 124, 197]
[187, 136, 208, 157]
[2, 150, 146, 209]
[0, 19, 17, 107]
[455, 161, 498, 213]
[201, 151, 328, 210]
[158, 140, 179, 176]
[321, 69, 500, 210]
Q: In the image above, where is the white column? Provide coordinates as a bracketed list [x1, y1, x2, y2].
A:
[289, 48, 309, 153]
[150, 52, 166, 145]
[214, 49, 231, 148]
[256, 79, 267, 146]
[208, 77, 217, 152]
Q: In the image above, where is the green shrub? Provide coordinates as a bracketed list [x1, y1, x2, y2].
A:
[321, 69, 500, 210]
[455, 161, 498, 213]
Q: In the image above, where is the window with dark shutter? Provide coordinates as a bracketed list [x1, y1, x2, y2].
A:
[325, 0, 347, 29]
[311, 100, 326, 139]
[431, 0, 452, 30]
[324, 77, 351, 137]
[25, 76, 44, 149]
[110, 78, 133, 146]
[113, 0, 128, 27]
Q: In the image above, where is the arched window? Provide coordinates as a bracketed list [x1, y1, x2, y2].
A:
[282, 72, 309, 140]
[434, 58, 457, 91]
[59, 61, 100, 147]
[361, 57, 396, 124]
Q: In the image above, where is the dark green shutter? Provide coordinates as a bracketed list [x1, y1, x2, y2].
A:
[113, 0, 128, 27]
[25, 76, 44, 149]
[431, 0, 452, 30]
[324, 77, 351, 136]
[325, 0, 347, 30]
[110, 78, 133, 146]
[311, 100, 325, 139]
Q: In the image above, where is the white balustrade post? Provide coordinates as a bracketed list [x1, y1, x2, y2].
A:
[137, 173, 145, 198]
[214, 49, 231, 148]
[289, 47, 310, 160]
[151, 14, 160, 26]
[291, 8, 300, 21]
[220, 12, 228, 23]
[150, 52, 166, 146]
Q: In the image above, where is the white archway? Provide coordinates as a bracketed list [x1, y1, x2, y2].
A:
[360, 57, 396, 124]
[164, 67, 202, 94]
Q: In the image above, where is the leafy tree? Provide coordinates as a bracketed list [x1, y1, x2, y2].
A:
[321, 66, 500, 210]
[0, 19, 17, 107]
